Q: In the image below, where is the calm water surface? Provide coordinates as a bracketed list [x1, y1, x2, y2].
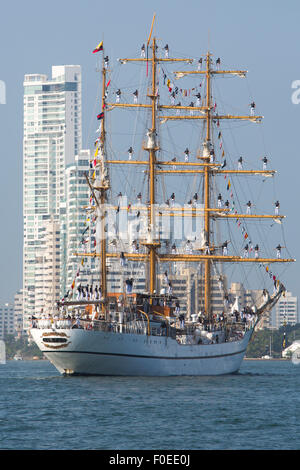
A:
[0, 359, 299, 450]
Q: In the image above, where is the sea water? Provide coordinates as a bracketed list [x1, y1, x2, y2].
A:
[0, 359, 299, 450]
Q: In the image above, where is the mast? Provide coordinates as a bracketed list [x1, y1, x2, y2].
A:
[204, 52, 211, 315]
[100, 54, 107, 300]
[148, 37, 158, 295]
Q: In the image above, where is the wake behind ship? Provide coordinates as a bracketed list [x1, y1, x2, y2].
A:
[30, 18, 294, 376]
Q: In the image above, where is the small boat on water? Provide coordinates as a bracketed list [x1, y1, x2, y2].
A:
[0, 340, 6, 365]
[13, 353, 23, 361]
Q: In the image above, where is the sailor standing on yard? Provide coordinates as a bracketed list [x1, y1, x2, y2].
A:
[246, 201, 252, 214]
[237, 156, 243, 170]
[222, 241, 229, 256]
[274, 200, 280, 215]
[133, 90, 138, 103]
[254, 244, 259, 259]
[262, 156, 268, 170]
[217, 193, 223, 208]
[141, 44, 145, 57]
[116, 89, 121, 103]
[184, 148, 190, 162]
[250, 101, 256, 116]
[276, 244, 282, 258]
[128, 146, 133, 160]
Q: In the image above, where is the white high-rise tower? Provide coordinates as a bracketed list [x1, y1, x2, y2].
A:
[23, 65, 82, 329]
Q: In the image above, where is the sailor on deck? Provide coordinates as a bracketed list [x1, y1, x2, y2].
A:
[186, 240, 192, 254]
[94, 286, 99, 300]
[77, 285, 82, 300]
[179, 313, 185, 329]
[126, 278, 133, 294]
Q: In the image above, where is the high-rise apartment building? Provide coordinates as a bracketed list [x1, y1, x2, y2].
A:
[23, 65, 82, 328]
[14, 290, 24, 337]
[273, 291, 298, 329]
[0, 303, 15, 338]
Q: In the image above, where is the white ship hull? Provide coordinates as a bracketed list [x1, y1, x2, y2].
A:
[30, 327, 253, 376]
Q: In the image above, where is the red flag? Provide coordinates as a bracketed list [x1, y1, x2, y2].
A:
[97, 112, 104, 120]
[93, 41, 103, 53]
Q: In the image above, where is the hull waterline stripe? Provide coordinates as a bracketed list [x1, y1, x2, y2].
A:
[43, 347, 247, 360]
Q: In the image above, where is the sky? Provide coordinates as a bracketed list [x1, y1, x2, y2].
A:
[0, 0, 299, 305]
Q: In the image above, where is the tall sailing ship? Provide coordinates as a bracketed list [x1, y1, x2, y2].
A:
[30, 22, 294, 376]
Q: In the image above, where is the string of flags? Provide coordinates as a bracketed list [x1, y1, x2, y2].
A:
[218, 129, 282, 290]
[64, 69, 105, 299]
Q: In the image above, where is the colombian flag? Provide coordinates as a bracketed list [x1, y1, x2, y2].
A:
[93, 41, 103, 53]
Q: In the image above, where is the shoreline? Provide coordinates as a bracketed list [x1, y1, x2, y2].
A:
[244, 357, 287, 361]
